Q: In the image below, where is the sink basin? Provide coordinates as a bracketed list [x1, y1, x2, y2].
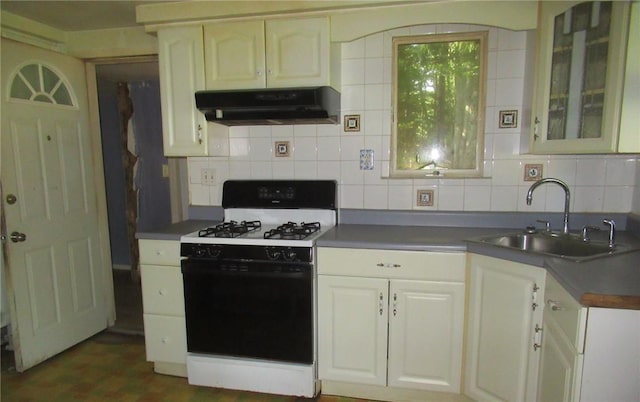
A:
[473, 232, 638, 261]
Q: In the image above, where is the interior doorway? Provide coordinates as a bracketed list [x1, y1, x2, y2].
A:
[94, 59, 170, 334]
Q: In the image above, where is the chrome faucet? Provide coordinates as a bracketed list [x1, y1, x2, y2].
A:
[526, 178, 571, 235]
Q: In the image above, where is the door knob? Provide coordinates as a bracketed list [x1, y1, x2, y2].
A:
[6, 194, 17, 204]
[10, 232, 26, 242]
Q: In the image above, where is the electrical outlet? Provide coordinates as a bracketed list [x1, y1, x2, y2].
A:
[360, 149, 374, 170]
[162, 164, 169, 178]
[201, 168, 216, 186]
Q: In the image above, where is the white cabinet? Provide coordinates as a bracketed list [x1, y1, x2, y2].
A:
[204, 17, 339, 90]
[538, 273, 640, 402]
[465, 254, 545, 402]
[318, 275, 388, 386]
[139, 239, 187, 377]
[537, 272, 587, 402]
[157, 26, 209, 156]
[317, 248, 465, 399]
[531, 1, 631, 154]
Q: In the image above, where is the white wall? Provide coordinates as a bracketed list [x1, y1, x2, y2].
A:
[188, 24, 639, 214]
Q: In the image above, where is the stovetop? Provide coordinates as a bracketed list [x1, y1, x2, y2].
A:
[181, 220, 330, 247]
[181, 180, 337, 248]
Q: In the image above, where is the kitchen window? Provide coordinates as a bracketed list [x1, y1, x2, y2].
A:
[391, 32, 487, 178]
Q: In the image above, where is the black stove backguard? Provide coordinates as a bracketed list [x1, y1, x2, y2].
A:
[222, 180, 337, 209]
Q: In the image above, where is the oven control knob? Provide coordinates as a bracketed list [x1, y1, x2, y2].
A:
[266, 248, 281, 260]
[207, 247, 221, 258]
[194, 247, 207, 258]
[283, 248, 297, 261]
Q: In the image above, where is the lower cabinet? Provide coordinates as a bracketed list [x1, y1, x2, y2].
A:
[539, 273, 640, 402]
[139, 239, 187, 377]
[317, 248, 466, 400]
[465, 254, 546, 402]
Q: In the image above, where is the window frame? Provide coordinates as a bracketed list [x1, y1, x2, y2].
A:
[390, 31, 488, 178]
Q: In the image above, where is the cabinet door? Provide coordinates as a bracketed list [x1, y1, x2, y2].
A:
[538, 314, 582, 402]
[318, 275, 388, 386]
[465, 254, 545, 402]
[388, 280, 464, 393]
[158, 26, 208, 156]
[265, 18, 329, 88]
[531, 1, 630, 154]
[204, 21, 266, 89]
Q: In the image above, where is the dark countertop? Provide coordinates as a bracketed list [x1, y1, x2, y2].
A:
[318, 224, 640, 310]
[135, 220, 219, 241]
[136, 220, 640, 309]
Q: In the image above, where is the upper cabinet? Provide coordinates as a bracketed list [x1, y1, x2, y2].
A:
[158, 26, 209, 156]
[531, 1, 632, 154]
[204, 17, 340, 90]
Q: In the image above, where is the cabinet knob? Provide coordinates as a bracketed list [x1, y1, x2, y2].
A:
[158, 289, 166, 296]
[162, 337, 169, 344]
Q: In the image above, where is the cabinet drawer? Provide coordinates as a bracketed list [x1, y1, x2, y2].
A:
[139, 239, 180, 266]
[544, 273, 587, 353]
[317, 248, 464, 281]
[141, 265, 185, 316]
[143, 314, 187, 364]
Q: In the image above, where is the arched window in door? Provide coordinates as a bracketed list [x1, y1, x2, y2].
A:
[9, 62, 76, 107]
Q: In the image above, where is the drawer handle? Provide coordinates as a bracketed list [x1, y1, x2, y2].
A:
[376, 263, 401, 268]
[547, 299, 564, 311]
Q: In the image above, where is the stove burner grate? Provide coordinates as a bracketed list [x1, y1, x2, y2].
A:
[198, 220, 262, 238]
[263, 221, 321, 240]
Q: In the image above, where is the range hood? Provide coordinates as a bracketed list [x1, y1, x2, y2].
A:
[195, 86, 340, 126]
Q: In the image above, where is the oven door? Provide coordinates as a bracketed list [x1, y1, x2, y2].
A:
[181, 258, 313, 364]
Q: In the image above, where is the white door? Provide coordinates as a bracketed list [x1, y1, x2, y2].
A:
[388, 279, 465, 393]
[1, 39, 108, 371]
[317, 275, 388, 386]
[204, 20, 266, 89]
[465, 254, 545, 402]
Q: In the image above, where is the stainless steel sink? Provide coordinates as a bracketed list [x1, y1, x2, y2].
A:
[473, 232, 638, 261]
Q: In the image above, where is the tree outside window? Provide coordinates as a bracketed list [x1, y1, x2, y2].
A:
[391, 32, 487, 177]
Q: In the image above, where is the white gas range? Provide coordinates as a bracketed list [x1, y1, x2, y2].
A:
[180, 180, 337, 398]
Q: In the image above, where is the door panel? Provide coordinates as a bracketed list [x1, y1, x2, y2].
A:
[1, 38, 108, 371]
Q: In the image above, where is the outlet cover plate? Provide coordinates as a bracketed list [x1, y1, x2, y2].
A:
[201, 168, 216, 186]
[360, 149, 374, 170]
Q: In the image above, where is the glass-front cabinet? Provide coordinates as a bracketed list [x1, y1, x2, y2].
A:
[531, 1, 631, 154]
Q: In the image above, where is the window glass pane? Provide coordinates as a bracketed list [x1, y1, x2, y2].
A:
[42, 66, 60, 94]
[10, 76, 33, 99]
[53, 85, 73, 106]
[20, 64, 40, 90]
[34, 94, 53, 103]
[393, 33, 485, 177]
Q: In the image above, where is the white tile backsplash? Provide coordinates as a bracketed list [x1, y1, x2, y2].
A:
[187, 24, 639, 214]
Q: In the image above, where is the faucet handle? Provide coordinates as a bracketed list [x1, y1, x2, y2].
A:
[536, 219, 551, 233]
[581, 225, 600, 242]
[602, 219, 616, 248]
